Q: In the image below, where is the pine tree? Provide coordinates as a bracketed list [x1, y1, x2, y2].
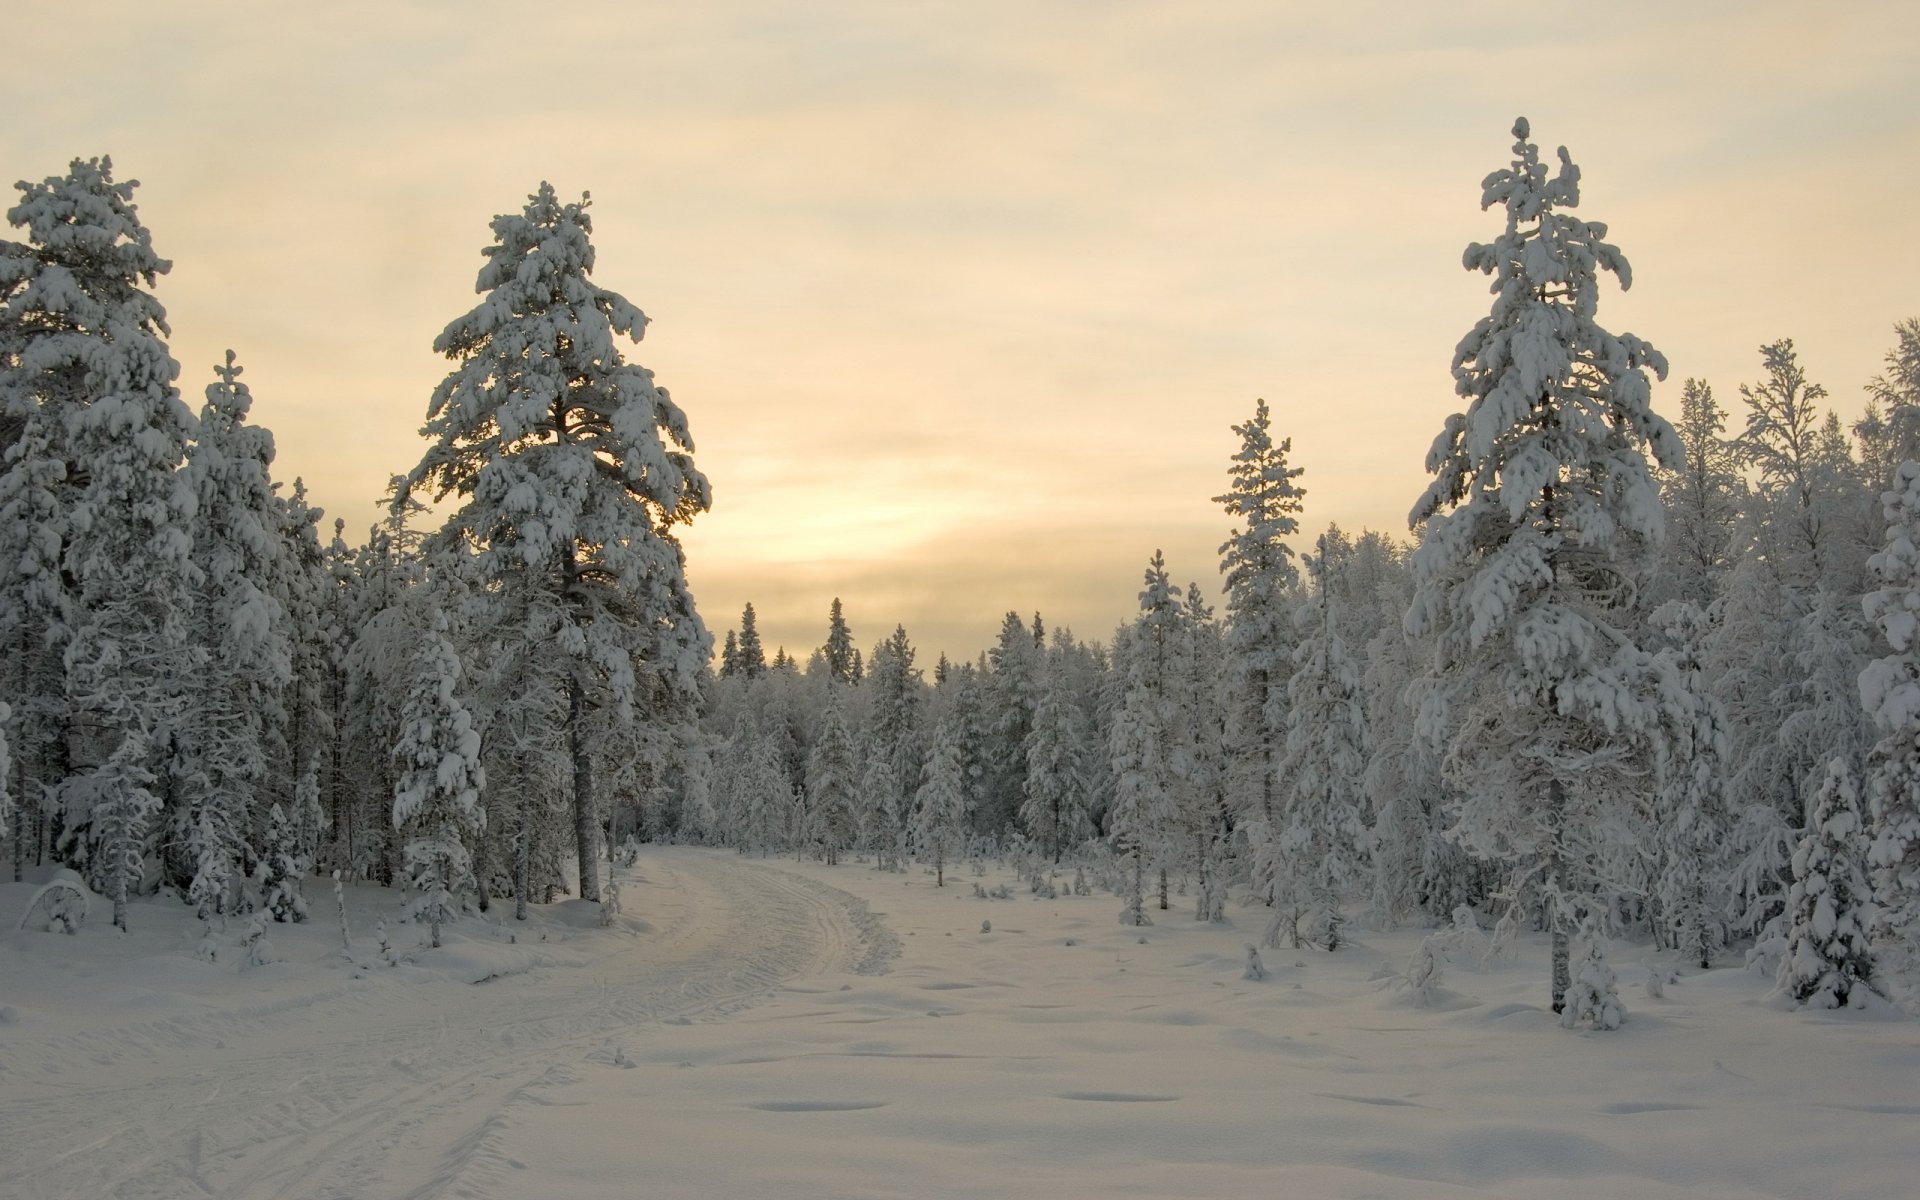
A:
[399, 184, 710, 905]
[985, 611, 1042, 834]
[1779, 758, 1876, 1008]
[1213, 398, 1305, 859]
[1406, 119, 1680, 1014]
[0, 158, 197, 930]
[392, 609, 486, 949]
[1861, 458, 1920, 984]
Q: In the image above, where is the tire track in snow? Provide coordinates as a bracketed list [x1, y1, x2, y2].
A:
[2, 849, 893, 1200]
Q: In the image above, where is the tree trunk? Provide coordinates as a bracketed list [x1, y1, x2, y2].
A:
[513, 773, 530, 921]
[568, 676, 599, 903]
[1551, 929, 1571, 1013]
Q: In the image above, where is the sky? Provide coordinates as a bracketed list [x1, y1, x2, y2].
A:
[5, 1, 1918, 665]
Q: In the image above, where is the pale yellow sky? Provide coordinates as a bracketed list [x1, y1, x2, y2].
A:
[6, 1, 1917, 662]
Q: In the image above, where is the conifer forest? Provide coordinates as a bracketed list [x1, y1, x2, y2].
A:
[5, 113, 1920, 1198]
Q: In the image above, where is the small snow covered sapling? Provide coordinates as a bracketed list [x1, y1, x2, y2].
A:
[1559, 934, 1625, 1031]
[598, 882, 621, 928]
[1402, 936, 1446, 1006]
[1072, 867, 1091, 897]
[980, 920, 992, 934]
[242, 914, 276, 968]
[1244, 945, 1268, 981]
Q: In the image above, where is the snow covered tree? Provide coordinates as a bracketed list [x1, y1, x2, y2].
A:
[806, 698, 859, 864]
[1778, 758, 1876, 1008]
[1108, 551, 1184, 926]
[1653, 379, 1744, 609]
[1213, 398, 1305, 854]
[1855, 318, 1920, 491]
[399, 183, 710, 905]
[392, 609, 486, 949]
[1650, 601, 1733, 968]
[865, 625, 923, 816]
[1021, 662, 1091, 862]
[1861, 458, 1920, 986]
[736, 603, 767, 680]
[0, 158, 197, 929]
[0, 702, 11, 867]
[1559, 930, 1625, 1031]
[676, 731, 718, 844]
[259, 801, 309, 923]
[914, 710, 969, 885]
[822, 597, 856, 684]
[984, 611, 1042, 834]
[1738, 339, 1832, 591]
[1272, 539, 1368, 949]
[860, 747, 905, 870]
[177, 352, 293, 917]
[1406, 119, 1680, 1014]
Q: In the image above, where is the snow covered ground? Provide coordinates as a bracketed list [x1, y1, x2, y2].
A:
[4, 848, 1917, 1199]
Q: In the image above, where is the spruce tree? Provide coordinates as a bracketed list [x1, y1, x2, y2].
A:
[806, 698, 859, 864]
[1021, 662, 1090, 862]
[1407, 119, 1679, 1015]
[915, 710, 969, 886]
[399, 184, 710, 905]
[1779, 758, 1876, 1008]
[737, 603, 767, 680]
[179, 352, 293, 917]
[823, 598, 856, 684]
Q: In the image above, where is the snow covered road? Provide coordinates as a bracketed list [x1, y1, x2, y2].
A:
[1, 851, 895, 1200]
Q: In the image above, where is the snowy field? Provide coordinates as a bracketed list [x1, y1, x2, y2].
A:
[4, 848, 1917, 1200]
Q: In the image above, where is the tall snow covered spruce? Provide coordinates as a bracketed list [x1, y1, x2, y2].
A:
[178, 352, 293, 918]
[400, 184, 710, 905]
[1407, 119, 1681, 1017]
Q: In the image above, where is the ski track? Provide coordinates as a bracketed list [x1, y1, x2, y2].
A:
[1, 850, 894, 1200]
